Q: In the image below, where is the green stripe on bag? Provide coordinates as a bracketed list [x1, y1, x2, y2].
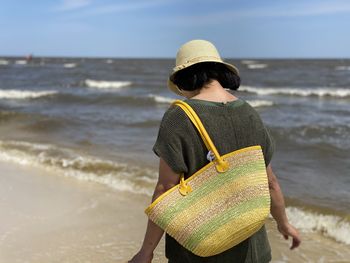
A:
[184, 195, 270, 250]
[155, 160, 265, 228]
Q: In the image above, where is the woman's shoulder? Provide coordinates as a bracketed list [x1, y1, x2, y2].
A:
[184, 98, 260, 118]
[159, 104, 188, 129]
[163, 103, 186, 118]
[159, 98, 264, 129]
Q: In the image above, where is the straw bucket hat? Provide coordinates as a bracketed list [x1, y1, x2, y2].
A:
[168, 39, 239, 95]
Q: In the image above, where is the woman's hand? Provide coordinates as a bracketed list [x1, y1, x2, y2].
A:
[129, 158, 179, 263]
[128, 250, 153, 263]
[267, 165, 301, 250]
[277, 222, 301, 250]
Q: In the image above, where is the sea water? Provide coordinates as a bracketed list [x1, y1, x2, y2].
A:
[1, 57, 350, 258]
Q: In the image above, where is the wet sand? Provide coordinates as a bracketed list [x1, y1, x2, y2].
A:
[1, 160, 349, 262]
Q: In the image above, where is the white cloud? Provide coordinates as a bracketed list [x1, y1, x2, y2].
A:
[79, 0, 169, 16]
[52, 0, 173, 19]
[57, 0, 91, 11]
[256, 0, 350, 17]
[168, 0, 350, 27]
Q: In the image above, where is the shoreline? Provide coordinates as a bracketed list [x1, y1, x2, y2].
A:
[1, 160, 349, 262]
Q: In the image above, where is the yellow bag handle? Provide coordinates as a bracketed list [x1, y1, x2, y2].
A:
[172, 100, 229, 173]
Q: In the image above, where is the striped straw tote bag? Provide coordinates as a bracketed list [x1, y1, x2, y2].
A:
[145, 100, 270, 257]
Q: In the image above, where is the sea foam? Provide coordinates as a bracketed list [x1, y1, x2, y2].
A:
[335, 66, 350, 71]
[247, 64, 268, 69]
[241, 60, 258, 65]
[0, 140, 156, 196]
[85, 79, 132, 89]
[148, 95, 274, 108]
[240, 85, 350, 98]
[63, 63, 77, 68]
[246, 100, 274, 107]
[286, 206, 350, 245]
[0, 59, 9, 65]
[240, 60, 268, 69]
[0, 90, 58, 99]
[15, 60, 27, 65]
[148, 94, 175, 104]
[1, 139, 349, 245]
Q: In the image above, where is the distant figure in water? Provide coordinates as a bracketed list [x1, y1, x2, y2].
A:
[26, 54, 33, 62]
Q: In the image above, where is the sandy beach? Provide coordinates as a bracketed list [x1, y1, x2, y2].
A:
[1, 159, 349, 263]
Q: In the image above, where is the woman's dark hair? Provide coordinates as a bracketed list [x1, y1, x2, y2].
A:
[171, 62, 240, 91]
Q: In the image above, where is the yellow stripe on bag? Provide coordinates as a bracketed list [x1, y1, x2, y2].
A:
[145, 146, 263, 214]
[193, 207, 269, 256]
[166, 173, 267, 243]
[149, 158, 266, 228]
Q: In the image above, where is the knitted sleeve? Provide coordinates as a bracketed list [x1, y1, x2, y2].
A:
[152, 107, 189, 174]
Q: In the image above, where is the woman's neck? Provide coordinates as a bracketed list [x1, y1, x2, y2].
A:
[188, 80, 237, 102]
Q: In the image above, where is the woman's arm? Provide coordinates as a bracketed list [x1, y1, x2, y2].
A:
[128, 158, 181, 263]
[267, 164, 301, 250]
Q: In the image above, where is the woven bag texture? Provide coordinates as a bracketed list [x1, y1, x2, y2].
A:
[145, 101, 270, 257]
[145, 146, 270, 257]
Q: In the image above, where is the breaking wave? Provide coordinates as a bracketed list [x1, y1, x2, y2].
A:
[85, 79, 132, 89]
[0, 90, 58, 99]
[63, 63, 77, 68]
[247, 64, 268, 69]
[246, 100, 274, 107]
[148, 94, 175, 104]
[15, 60, 27, 65]
[240, 86, 350, 98]
[287, 206, 350, 245]
[147, 95, 274, 108]
[240, 60, 258, 65]
[0, 59, 9, 65]
[0, 140, 156, 195]
[335, 66, 350, 71]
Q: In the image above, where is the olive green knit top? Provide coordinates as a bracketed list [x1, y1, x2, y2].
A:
[153, 98, 274, 262]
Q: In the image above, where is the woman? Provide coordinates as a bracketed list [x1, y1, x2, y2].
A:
[129, 40, 301, 263]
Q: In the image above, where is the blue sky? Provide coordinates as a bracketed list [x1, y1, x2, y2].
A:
[1, 0, 350, 58]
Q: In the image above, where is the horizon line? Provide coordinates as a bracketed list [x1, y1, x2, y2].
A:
[1, 54, 350, 60]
